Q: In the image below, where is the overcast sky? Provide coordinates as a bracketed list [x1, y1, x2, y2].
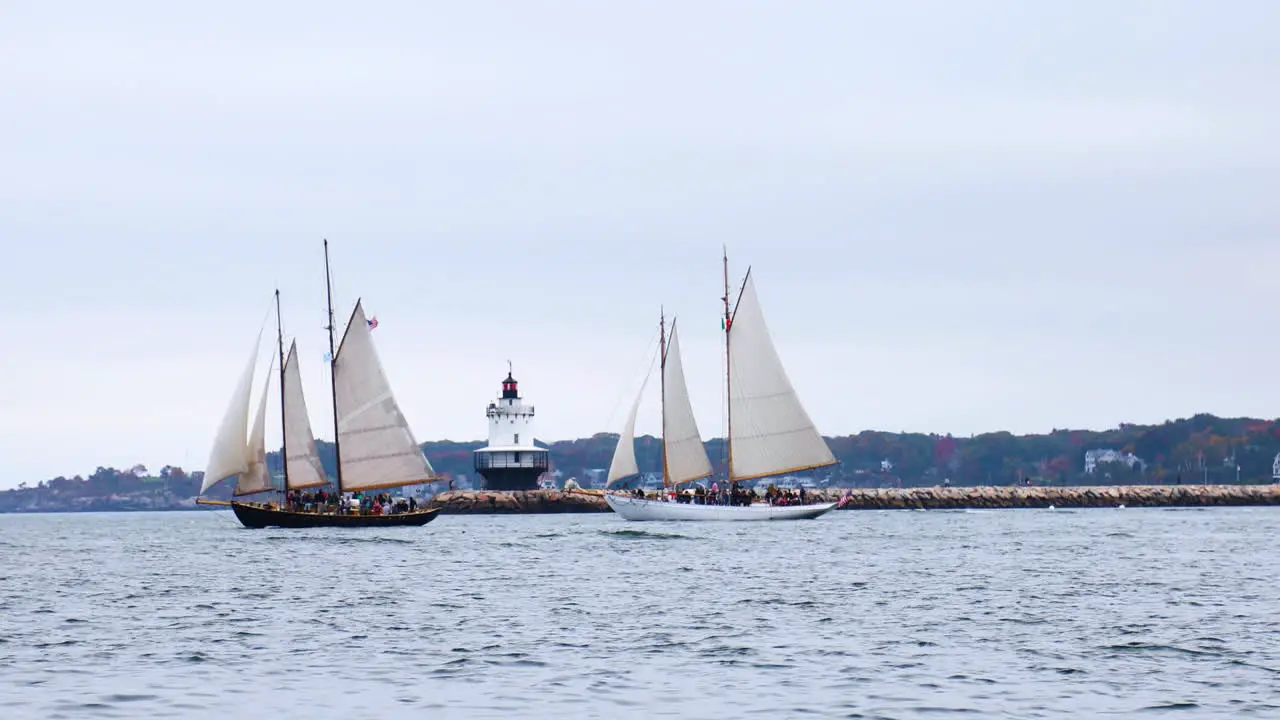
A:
[1, 1, 1277, 487]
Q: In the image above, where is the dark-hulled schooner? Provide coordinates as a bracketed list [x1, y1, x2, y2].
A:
[196, 240, 442, 528]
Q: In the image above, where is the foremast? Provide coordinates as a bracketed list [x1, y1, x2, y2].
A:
[722, 246, 734, 485]
[659, 308, 670, 488]
[275, 289, 289, 504]
[324, 239, 344, 495]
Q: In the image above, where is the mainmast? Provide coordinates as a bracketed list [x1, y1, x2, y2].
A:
[659, 308, 670, 488]
[722, 249, 753, 490]
[722, 247, 732, 485]
[275, 289, 289, 505]
[324, 239, 344, 494]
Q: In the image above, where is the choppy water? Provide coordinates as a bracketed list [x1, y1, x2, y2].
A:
[1, 507, 1278, 719]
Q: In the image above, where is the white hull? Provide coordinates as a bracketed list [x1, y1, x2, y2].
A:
[604, 494, 837, 521]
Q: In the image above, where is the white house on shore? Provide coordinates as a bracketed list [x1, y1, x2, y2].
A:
[1084, 449, 1146, 474]
[1273, 452, 1280, 482]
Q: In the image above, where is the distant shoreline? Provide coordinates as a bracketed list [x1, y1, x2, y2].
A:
[6, 412, 1280, 512]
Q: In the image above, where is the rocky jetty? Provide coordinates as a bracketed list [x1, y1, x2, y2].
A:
[424, 485, 1280, 514]
[809, 484, 1280, 510]
[427, 489, 610, 514]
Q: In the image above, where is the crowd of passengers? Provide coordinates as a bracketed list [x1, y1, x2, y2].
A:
[630, 483, 815, 506]
[284, 489, 419, 515]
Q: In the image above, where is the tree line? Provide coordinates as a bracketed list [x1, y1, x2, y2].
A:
[4, 413, 1277, 511]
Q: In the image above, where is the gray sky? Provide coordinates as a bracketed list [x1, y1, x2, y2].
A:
[1, 1, 1277, 488]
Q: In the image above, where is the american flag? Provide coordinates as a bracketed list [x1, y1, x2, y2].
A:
[367, 316, 378, 330]
[836, 489, 854, 509]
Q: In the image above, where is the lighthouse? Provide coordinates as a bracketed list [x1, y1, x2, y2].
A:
[473, 365, 550, 491]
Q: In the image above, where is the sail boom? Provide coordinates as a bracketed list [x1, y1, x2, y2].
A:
[284, 478, 330, 491]
[345, 476, 441, 492]
[200, 473, 236, 496]
[730, 460, 840, 484]
[609, 473, 641, 486]
[233, 485, 277, 497]
[664, 471, 714, 488]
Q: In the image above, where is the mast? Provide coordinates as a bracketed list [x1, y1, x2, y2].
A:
[324, 239, 344, 494]
[275, 289, 289, 505]
[659, 308, 670, 488]
[722, 247, 732, 490]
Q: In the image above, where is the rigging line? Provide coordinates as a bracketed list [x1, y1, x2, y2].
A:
[244, 295, 276, 379]
[602, 341, 661, 491]
[257, 296, 274, 341]
[598, 322, 662, 434]
[602, 333, 660, 440]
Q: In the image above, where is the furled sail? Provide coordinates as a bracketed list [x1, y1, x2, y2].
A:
[333, 300, 435, 491]
[660, 323, 713, 486]
[282, 340, 328, 490]
[727, 273, 836, 481]
[236, 357, 275, 496]
[201, 329, 263, 494]
[606, 361, 654, 487]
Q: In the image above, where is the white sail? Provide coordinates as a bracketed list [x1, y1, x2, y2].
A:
[201, 329, 263, 494]
[236, 356, 275, 496]
[605, 361, 653, 487]
[333, 300, 435, 492]
[661, 323, 713, 486]
[727, 273, 836, 481]
[282, 340, 328, 491]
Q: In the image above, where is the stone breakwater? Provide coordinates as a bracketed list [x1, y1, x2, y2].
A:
[428, 490, 610, 514]
[426, 485, 1280, 514]
[809, 484, 1280, 510]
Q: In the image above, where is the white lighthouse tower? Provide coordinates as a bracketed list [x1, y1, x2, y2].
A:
[473, 364, 550, 491]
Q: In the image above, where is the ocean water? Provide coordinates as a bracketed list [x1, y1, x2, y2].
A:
[0, 507, 1277, 719]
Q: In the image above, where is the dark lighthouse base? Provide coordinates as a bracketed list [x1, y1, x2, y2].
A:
[474, 444, 550, 492]
[477, 468, 544, 492]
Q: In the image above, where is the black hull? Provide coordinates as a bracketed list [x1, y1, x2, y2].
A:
[230, 502, 441, 529]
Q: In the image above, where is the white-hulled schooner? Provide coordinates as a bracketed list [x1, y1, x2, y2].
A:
[604, 251, 839, 521]
[195, 240, 443, 528]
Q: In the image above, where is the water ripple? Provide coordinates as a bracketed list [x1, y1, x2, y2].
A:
[0, 508, 1277, 717]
